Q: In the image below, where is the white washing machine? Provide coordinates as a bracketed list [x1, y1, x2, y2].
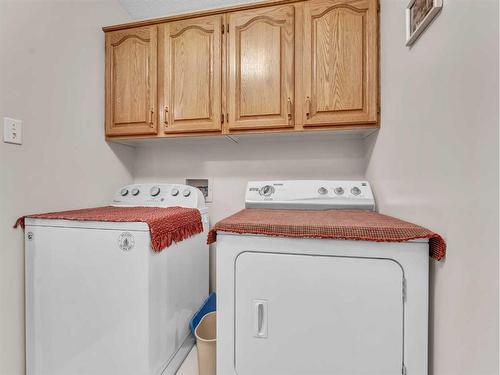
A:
[216, 180, 428, 375]
[25, 183, 209, 375]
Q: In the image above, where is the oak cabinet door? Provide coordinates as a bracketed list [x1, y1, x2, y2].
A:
[105, 26, 157, 136]
[159, 16, 223, 133]
[302, 0, 378, 127]
[227, 5, 295, 130]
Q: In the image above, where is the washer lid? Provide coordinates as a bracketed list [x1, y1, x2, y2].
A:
[24, 218, 150, 231]
[24, 207, 208, 230]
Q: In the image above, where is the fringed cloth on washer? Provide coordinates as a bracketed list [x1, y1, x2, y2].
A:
[207, 209, 446, 261]
[15, 206, 203, 251]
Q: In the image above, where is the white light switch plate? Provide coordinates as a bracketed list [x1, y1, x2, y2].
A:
[4, 117, 22, 145]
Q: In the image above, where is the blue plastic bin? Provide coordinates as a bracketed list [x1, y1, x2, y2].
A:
[190, 292, 216, 335]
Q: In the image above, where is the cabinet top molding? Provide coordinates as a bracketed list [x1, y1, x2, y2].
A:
[102, 0, 303, 32]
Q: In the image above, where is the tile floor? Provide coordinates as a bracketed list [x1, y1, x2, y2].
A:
[176, 346, 199, 375]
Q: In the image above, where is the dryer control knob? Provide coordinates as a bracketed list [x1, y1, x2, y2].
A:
[131, 188, 140, 196]
[318, 187, 328, 195]
[150, 186, 160, 197]
[259, 185, 275, 197]
[171, 188, 179, 196]
[183, 189, 191, 197]
[334, 187, 344, 195]
[350, 187, 361, 196]
[120, 188, 129, 196]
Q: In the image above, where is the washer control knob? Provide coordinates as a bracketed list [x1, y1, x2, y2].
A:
[334, 187, 344, 195]
[131, 188, 140, 196]
[171, 188, 179, 197]
[350, 187, 361, 196]
[183, 189, 191, 197]
[259, 185, 275, 197]
[150, 186, 160, 197]
[120, 188, 129, 196]
[318, 187, 328, 195]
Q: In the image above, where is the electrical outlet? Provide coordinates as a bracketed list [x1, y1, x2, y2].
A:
[3, 117, 22, 145]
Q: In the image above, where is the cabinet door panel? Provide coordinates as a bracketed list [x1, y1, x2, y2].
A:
[105, 26, 157, 136]
[228, 5, 295, 130]
[303, 0, 378, 126]
[159, 16, 222, 133]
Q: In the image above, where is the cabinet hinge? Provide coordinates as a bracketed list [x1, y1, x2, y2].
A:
[222, 26, 224, 34]
[402, 364, 407, 375]
[221, 114, 224, 123]
[402, 278, 407, 302]
[226, 24, 229, 33]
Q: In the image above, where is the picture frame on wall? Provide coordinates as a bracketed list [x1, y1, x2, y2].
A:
[406, 0, 443, 46]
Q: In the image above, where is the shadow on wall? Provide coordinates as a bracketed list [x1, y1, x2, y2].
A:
[107, 142, 137, 178]
[131, 133, 369, 182]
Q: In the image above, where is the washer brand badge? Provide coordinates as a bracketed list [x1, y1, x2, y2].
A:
[118, 232, 135, 251]
[27, 232, 33, 241]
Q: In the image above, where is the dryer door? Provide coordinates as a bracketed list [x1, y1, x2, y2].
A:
[235, 252, 404, 375]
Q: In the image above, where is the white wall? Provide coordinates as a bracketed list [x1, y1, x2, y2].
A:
[0, 1, 133, 374]
[134, 134, 367, 221]
[367, 1, 499, 374]
[133, 133, 368, 287]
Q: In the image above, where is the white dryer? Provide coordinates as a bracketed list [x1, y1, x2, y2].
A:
[25, 184, 209, 375]
[216, 180, 428, 375]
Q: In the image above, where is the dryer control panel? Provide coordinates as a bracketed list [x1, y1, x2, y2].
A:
[245, 180, 375, 211]
[111, 183, 206, 209]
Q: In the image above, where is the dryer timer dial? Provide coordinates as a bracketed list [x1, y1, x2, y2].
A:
[259, 185, 275, 197]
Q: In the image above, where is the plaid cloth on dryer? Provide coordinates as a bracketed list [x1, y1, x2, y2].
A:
[207, 208, 446, 260]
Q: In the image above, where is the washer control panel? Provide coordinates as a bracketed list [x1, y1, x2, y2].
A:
[111, 183, 205, 209]
[245, 180, 375, 211]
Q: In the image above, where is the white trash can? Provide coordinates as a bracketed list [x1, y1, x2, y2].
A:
[195, 312, 216, 375]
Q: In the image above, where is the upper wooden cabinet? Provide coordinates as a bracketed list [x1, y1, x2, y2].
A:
[159, 16, 223, 134]
[103, 0, 379, 139]
[227, 5, 295, 131]
[105, 26, 158, 136]
[302, 0, 378, 127]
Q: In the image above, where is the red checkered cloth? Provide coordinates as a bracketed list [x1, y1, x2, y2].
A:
[207, 209, 446, 260]
[15, 206, 203, 252]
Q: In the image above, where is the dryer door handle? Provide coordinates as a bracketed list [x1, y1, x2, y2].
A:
[254, 299, 268, 338]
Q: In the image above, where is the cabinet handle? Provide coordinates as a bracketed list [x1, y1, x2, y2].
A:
[287, 98, 293, 121]
[305, 97, 311, 119]
[149, 109, 154, 127]
[164, 106, 169, 126]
